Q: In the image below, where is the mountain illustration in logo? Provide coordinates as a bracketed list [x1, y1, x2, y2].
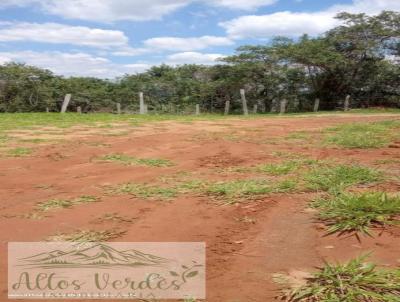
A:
[19, 243, 171, 268]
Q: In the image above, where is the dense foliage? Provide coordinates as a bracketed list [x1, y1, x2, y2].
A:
[0, 11, 399, 113]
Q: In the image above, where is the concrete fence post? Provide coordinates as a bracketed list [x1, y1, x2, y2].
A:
[253, 104, 258, 114]
[280, 99, 287, 115]
[116, 103, 121, 114]
[314, 98, 320, 112]
[195, 104, 200, 115]
[77, 106, 82, 114]
[224, 101, 230, 115]
[344, 95, 351, 111]
[139, 92, 145, 114]
[61, 94, 72, 113]
[240, 89, 248, 116]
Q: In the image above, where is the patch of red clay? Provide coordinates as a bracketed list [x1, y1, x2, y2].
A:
[0, 114, 399, 302]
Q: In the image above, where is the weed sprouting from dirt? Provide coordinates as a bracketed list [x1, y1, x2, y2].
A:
[278, 255, 400, 301]
[312, 192, 400, 237]
[256, 160, 301, 175]
[304, 164, 382, 193]
[7, 147, 32, 157]
[99, 154, 174, 167]
[37, 195, 99, 211]
[108, 183, 179, 200]
[324, 120, 400, 149]
[47, 229, 126, 242]
[205, 178, 297, 203]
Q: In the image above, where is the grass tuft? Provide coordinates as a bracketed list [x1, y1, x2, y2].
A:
[304, 164, 381, 193]
[7, 147, 32, 157]
[108, 183, 179, 200]
[279, 255, 400, 301]
[325, 120, 400, 149]
[312, 192, 400, 236]
[37, 195, 99, 211]
[100, 154, 174, 167]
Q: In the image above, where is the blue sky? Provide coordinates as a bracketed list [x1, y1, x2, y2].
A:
[0, 0, 397, 78]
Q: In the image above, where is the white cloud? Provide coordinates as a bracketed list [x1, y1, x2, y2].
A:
[0, 22, 128, 48]
[144, 36, 234, 51]
[0, 0, 33, 7]
[166, 51, 225, 65]
[220, 11, 338, 39]
[206, 0, 277, 10]
[0, 0, 278, 22]
[0, 51, 151, 78]
[220, 0, 400, 39]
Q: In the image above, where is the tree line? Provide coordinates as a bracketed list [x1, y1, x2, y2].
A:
[0, 11, 399, 113]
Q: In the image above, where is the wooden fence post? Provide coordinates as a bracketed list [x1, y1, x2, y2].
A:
[314, 98, 320, 112]
[116, 103, 121, 114]
[139, 92, 145, 114]
[61, 94, 71, 113]
[77, 106, 82, 114]
[195, 104, 200, 115]
[240, 89, 249, 116]
[280, 99, 287, 115]
[344, 95, 350, 111]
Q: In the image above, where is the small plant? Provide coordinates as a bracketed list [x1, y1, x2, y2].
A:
[100, 154, 174, 167]
[256, 160, 300, 175]
[47, 229, 126, 242]
[304, 164, 381, 193]
[279, 255, 400, 301]
[109, 183, 179, 199]
[204, 178, 296, 203]
[7, 147, 32, 157]
[325, 120, 400, 149]
[37, 195, 99, 211]
[312, 192, 400, 236]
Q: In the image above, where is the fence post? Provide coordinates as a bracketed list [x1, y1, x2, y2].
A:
[195, 104, 200, 115]
[253, 104, 258, 114]
[61, 94, 72, 113]
[314, 98, 320, 112]
[270, 100, 276, 113]
[116, 103, 121, 114]
[139, 92, 145, 114]
[280, 99, 287, 115]
[240, 89, 248, 116]
[77, 106, 82, 114]
[344, 95, 350, 111]
[46, 107, 49, 113]
[224, 101, 230, 115]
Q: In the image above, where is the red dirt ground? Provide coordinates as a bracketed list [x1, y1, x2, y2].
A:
[1, 114, 400, 302]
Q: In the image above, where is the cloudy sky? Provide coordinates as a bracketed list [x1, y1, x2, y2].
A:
[0, 0, 398, 78]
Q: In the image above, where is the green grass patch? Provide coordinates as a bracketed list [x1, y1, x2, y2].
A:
[37, 195, 99, 211]
[205, 178, 297, 203]
[279, 255, 400, 301]
[99, 154, 174, 167]
[286, 131, 311, 140]
[304, 164, 381, 193]
[256, 160, 301, 175]
[108, 183, 179, 200]
[7, 147, 32, 157]
[325, 120, 400, 149]
[312, 192, 400, 236]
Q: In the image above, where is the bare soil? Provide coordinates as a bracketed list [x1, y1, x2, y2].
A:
[1, 114, 400, 301]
